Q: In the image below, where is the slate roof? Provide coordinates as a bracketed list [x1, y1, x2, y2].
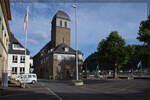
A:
[53, 43, 82, 55]
[52, 10, 70, 21]
[8, 33, 30, 55]
[34, 41, 83, 58]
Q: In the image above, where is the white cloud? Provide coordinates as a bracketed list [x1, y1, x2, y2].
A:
[9, 3, 147, 58]
[31, 32, 48, 40]
[28, 39, 38, 45]
[69, 3, 147, 48]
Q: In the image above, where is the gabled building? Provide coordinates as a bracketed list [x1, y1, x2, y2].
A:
[33, 10, 83, 80]
[0, 0, 11, 80]
[7, 33, 32, 77]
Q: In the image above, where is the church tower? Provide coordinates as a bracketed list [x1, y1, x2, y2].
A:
[51, 10, 70, 47]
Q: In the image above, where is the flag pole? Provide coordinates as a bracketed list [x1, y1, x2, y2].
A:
[25, 6, 29, 71]
[23, 6, 29, 88]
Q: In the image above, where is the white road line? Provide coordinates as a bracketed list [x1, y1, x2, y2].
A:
[46, 87, 63, 100]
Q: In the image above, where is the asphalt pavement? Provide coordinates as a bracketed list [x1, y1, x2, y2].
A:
[39, 79, 150, 100]
[0, 79, 150, 100]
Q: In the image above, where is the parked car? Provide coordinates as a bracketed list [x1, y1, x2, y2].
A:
[17, 73, 37, 84]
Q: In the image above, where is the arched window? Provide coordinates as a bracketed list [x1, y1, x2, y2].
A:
[65, 21, 67, 28]
[60, 20, 62, 27]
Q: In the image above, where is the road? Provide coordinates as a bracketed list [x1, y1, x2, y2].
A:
[39, 79, 150, 100]
[0, 79, 150, 100]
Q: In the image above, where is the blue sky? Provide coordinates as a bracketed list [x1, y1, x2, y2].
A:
[9, 2, 147, 59]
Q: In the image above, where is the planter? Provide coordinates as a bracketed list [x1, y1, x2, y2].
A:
[72, 80, 84, 86]
[74, 82, 84, 86]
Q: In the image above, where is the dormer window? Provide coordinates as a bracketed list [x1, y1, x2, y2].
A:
[12, 44, 25, 50]
[64, 47, 69, 52]
[50, 49, 53, 52]
[13, 44, 21, 49]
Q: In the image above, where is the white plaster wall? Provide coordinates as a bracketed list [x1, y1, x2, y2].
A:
[53, 53, 83, 61]
[7, 54, 30, 76]
[0, 4, 9, 53]
[29, 58, 33, 66]
[0, 4, 10, 77]
[56, 18, 70, 28]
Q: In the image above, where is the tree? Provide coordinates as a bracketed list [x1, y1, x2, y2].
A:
[97, 31, 135, 79]
[137, 15, 150, 45]
[83, 52, 98, 72]
[137, 14, 150, 69]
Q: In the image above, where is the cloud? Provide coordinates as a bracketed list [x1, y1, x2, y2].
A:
[28, 39, 38, 45]
[69, 3, 147, 48]
[31, 32, 48, 40]
[9, 3, 147, 58]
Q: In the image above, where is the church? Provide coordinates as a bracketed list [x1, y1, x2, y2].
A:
[33, 10, 83, 80]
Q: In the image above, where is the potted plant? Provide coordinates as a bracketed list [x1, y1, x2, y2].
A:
[72, 80, 84, 86]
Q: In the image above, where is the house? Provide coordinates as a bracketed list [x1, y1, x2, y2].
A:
[7, 33, 32, 78]
[0, 0, 11, 81]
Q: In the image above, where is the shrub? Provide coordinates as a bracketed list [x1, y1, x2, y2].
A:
[72, 80, 83, 83]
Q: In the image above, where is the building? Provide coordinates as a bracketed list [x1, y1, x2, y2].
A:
[33, 10, 83, 80]
[0, 0, 11, 80]
[7, 33, 32, 78]
[29, 56, 34, 73]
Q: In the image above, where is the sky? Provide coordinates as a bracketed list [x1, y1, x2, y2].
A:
[9, 2, 147, 60]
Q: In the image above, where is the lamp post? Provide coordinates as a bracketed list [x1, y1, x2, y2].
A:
[72, 5, 78, 80]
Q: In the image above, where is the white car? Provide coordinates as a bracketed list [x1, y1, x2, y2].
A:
[18, 74, 37, 84]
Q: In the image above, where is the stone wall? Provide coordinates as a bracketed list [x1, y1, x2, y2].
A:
[53, 60, 83, 80]
[55, 27, 70, 47]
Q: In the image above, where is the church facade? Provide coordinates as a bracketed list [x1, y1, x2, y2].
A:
[33, 10, 83, 80]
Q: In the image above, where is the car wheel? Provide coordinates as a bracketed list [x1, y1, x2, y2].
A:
[32, 80, 36, 84]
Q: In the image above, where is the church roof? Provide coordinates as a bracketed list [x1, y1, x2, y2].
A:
[53, 10, 70, 21]
[34, 41, 82, 58]
[53, 43, 82, 55]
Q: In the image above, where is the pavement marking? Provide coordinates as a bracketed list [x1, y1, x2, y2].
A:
[46, 87, 63, 100]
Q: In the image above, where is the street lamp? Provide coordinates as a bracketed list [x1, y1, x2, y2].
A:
[72, 5, 78, 80]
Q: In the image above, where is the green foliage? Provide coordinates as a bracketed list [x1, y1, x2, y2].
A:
[135, 45, 150, 68]
[137, 14, 150, 45]
[83, 52, 98, 72]
[97, 31, 132, 67]
[82, 72, 90, 77]
[97, 31, 135, 78]
[72, 80, 83, 83]
[136, 14, 150, 68]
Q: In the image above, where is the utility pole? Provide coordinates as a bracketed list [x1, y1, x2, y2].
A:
[72, 5, 78, 80]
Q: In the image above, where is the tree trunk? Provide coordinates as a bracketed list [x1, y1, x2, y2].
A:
[114, 65, 118, 79]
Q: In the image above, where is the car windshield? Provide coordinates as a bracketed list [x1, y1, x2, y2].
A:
[32, 75, 36, 78]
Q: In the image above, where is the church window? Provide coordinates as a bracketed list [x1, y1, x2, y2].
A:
[65, 21, 67, 28]
[60, 20, 62, 27]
